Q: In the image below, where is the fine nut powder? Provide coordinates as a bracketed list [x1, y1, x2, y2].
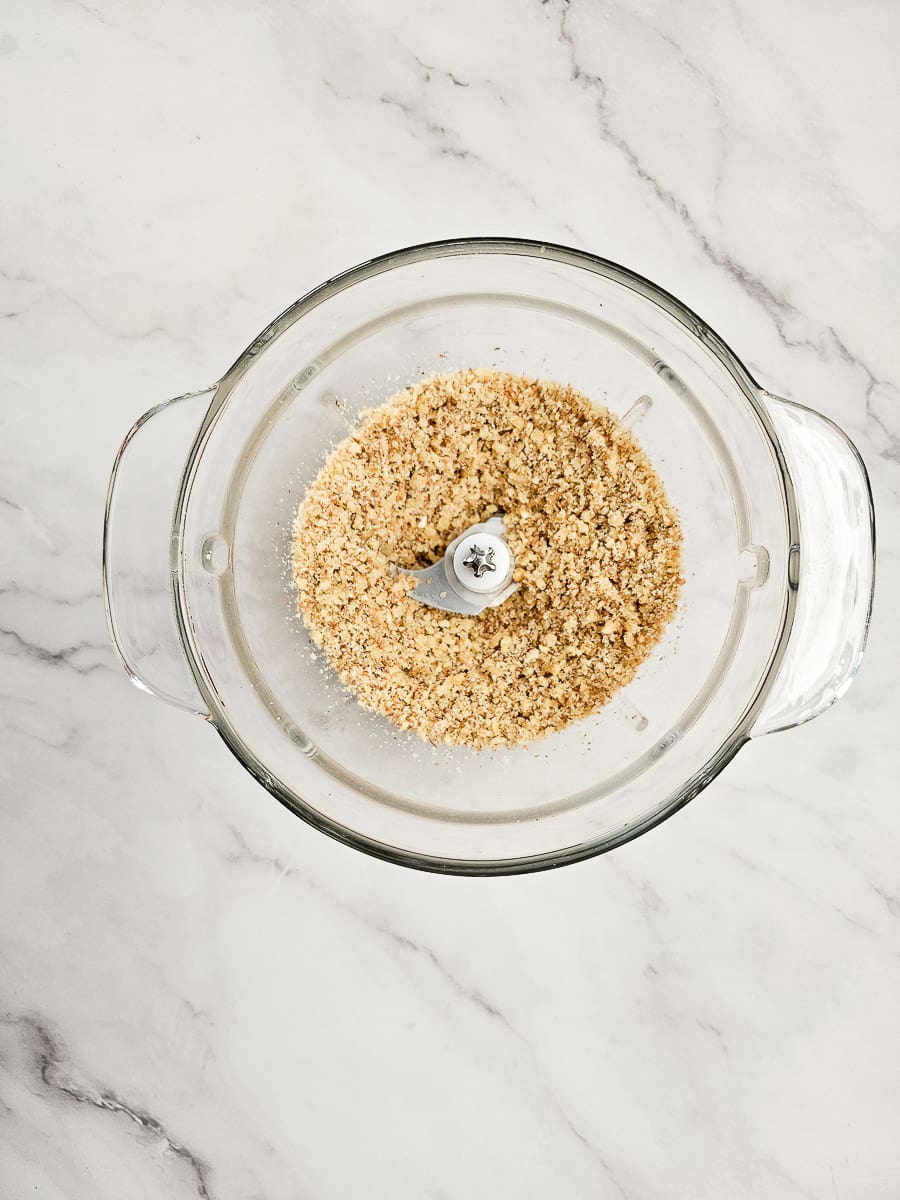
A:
[292, 369, 683, 749]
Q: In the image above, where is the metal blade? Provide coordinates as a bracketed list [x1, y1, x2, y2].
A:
[401, 515, 518, 615]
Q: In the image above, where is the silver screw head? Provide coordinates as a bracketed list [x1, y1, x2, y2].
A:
[461, 544, 497, 579]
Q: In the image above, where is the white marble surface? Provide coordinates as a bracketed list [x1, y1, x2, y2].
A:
[2, 1, 899, 1196]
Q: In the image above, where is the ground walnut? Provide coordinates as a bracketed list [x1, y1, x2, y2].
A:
[293, 369, 683, 750]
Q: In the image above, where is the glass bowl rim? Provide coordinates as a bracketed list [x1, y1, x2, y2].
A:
[172, 236, 801, 875]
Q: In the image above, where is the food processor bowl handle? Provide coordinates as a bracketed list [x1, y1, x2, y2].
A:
[102, 386, 217, 717]
[753, 394, 875, 736]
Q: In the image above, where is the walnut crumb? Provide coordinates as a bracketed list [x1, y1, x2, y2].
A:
[292, 369, 683, 750]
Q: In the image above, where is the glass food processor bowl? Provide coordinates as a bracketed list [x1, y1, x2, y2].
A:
[102, 239, 875, 874]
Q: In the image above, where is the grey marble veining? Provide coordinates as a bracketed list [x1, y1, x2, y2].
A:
[2, 1, 899, 1197]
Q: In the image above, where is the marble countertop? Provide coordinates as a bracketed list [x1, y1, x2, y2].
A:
[2, 1, 899, 1196]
